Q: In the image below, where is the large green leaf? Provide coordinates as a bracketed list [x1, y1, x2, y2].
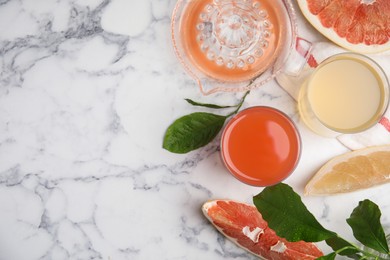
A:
[163, 112, 226, 154]
[346, 200, 389, 254]
[253, 183, 336, 242]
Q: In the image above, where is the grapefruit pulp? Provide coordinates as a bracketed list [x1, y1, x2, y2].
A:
[305, 145, 390, 195]
[298, 0, 390, 53]
[202, 200, 323, 259]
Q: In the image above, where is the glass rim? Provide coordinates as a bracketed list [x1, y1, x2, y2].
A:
[306, 52, 390, 134]
[220, 106, 302, 187]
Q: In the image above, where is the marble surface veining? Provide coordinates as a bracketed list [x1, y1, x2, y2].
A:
[0, 0, 389, 259]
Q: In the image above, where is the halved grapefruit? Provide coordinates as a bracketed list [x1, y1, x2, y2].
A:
[202, 200, 324, 259]
[298, 0, 390, 53]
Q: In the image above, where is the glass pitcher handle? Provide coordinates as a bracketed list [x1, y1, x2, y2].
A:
[275, 37, 315, 100]
[287, 37, 315, 75]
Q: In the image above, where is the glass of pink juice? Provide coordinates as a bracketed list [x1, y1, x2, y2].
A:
[221, 106, 301, 186]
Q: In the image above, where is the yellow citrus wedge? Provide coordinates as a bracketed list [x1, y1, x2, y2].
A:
[305, 145, 390, 195]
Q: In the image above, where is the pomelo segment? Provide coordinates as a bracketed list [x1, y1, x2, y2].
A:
[202, 200, 323, 259]
[305, 145, 390, 195]
[298, 0, 390, 53]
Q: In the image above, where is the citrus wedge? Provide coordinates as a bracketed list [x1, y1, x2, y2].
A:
[305, 145, 390, 195]
[202, 200, 323, 259]
[297, 0, 390, 53]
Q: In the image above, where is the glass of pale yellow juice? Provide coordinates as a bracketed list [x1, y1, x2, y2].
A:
[298, 53, 389, 137]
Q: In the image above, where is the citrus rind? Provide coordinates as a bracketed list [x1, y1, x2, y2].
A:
[297, 0, 390, 54]
[202, 200, 324, 259]
[305, 145, 390, 195]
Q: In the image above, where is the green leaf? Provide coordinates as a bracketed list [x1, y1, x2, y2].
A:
[185, 99, 236, 109]
[163, 112, 226, 154]
[346, 200, 389, 254]
[253, 183, 337, 242]
[325, 236, 361, 257]
[163, 91, 250, 154]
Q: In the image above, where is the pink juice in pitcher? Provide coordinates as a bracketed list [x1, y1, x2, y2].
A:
[178, 0, 289, 82]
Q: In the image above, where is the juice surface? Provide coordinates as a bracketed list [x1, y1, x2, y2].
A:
[307, 57, 385, 132]
[179, 0, 288, 82]
[221, 107, 300, 186]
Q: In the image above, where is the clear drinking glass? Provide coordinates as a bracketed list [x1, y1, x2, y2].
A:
[296, 52, 389, 137]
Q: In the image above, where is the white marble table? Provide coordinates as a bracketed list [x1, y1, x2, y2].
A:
[0, 0, 389, 259]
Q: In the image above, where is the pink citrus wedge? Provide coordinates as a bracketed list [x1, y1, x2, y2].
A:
[298, 0, 390, 53]
[202, 200, 324, 259]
